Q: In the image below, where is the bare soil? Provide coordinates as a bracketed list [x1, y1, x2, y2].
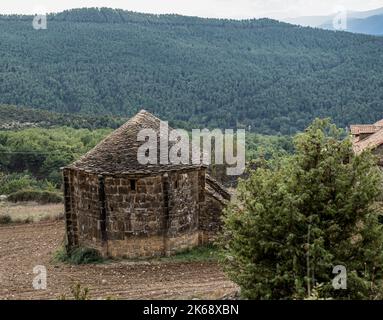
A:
[0, 221, 237, 300]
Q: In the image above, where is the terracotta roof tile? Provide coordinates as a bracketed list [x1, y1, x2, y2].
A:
[353, 128, 383, 154]
[350, 125, 382, 135]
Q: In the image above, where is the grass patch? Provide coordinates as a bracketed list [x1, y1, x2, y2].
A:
[159, 245, 219, 263]
[12, 216, 34, 224]
[0, 202, 64, 225]
[53, 244, 218, 265]
[0, 213, 33, 225]
[54, 246, 104, 265]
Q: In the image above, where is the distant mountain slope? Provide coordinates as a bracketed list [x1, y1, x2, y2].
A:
[285, 7, 383, 28]
[321, 14, 383, 35]
[284, 15, 332, 27]
[0, 8, 383, 134]
[348, 7, 383, 19]
[348, 14, 383, 35]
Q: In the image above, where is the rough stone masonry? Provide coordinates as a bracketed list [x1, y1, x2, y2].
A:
[62, 110, 231, 258]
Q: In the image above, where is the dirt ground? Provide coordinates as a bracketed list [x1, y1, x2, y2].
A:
[0, 221, 238, 300]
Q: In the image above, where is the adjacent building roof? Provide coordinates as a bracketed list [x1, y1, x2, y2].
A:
[350, 125, 382, 135]
[66, 110, 205, 175]
[352, 118, 383, 154]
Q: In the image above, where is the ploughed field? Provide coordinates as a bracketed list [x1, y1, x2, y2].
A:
[0, 220, 237, 300]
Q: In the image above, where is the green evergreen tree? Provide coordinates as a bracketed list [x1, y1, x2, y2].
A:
[219, 118, 383, 299]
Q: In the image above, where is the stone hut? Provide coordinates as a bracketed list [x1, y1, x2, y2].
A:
[351, 118, 383, 165]
[62, 110, 230, 258]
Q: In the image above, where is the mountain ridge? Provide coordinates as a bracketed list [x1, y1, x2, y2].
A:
[0, 7, 288, 26]
[285, 6, 383, 35]
[0, 7, 383, 134]
[321, 14, 383, 35]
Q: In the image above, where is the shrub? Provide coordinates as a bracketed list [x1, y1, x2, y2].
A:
[0, 172, 38, 195]
[54, 246, 103, 265]
[53, 246, 68, 262]
[220, 119, 383, 300]
[7, 189, 63, 204]
[59, 283, 91, 300]
[70, 283, 90, 300]
[12, 217, 33, 224]
[0, 214, 12, 224]
[69, 247, 103, 265]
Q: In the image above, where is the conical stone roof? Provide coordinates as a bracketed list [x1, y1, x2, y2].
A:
[66, 110, 205, 175]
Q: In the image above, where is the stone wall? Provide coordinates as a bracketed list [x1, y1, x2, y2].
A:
[199, 175, 230, 243]
[167, 170, 200, 235]
[165, 170, 202, 254]
[105, 175, 165, 240]
[63, 167, 210, 258]
[200, 191, 226, 243]
[63, 169, 103, 251]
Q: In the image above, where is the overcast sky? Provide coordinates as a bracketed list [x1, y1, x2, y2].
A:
[1, 0, 382, 19]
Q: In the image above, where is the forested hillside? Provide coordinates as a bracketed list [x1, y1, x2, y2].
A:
[0, 105, 125, 130]
[0, 126, 290, 192]
[1, 8, 383, 134]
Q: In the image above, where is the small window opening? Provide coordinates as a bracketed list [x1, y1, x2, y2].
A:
[175, 179, 179, 189]
[130, 179, 136, 191]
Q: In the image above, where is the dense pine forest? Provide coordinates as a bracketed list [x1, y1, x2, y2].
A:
[0, 8, 383, 134]
[0, 105, 125, 130]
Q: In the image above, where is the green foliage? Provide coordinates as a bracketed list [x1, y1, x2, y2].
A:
[0, 171, 65, 203]
[54, 246, 104, 265]
[53, 246, 69, 263]
[220, 118, 383, 299]
[0, 8, 382, 133]
[0, 127, 290, 189]
[0, 172, 38, 195]
[0, 127, 111, 185]
[43, 180, 58, 192]
[208, 133, 293, 187]
[7, 189, 63, 204]
[246, 133, 294, 163]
